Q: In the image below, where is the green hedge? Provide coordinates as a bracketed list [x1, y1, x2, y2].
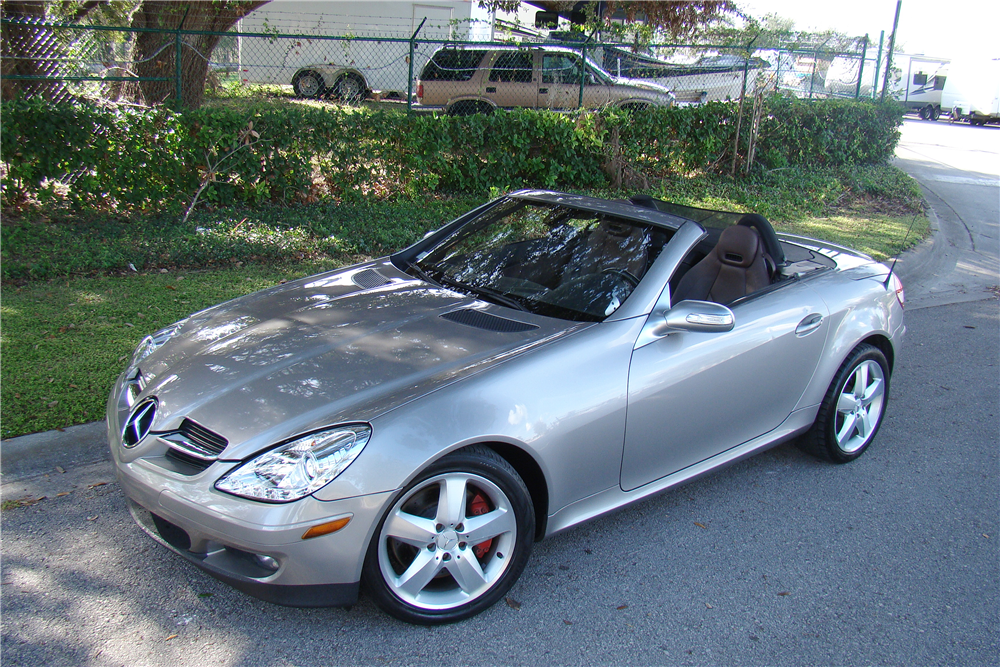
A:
[1, 97, 904, 211]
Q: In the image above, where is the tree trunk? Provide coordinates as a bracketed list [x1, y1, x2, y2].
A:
[129, 0, 267, 109]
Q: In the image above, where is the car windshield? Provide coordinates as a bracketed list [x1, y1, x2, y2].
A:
[411, 200, 668, 322]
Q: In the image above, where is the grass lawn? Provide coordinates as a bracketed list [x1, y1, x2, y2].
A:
[0, 168, 928, 438]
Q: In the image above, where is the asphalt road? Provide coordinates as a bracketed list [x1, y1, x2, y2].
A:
[2, 119, 998, 666]
[893, 118, 1000, 309]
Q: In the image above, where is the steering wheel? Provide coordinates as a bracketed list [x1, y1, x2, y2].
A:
[601, 268, 640, 287]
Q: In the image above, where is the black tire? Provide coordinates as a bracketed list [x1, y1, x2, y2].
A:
[918, 106, 929, 120]
[362, 445, 534, 625]
[798, 343, 890, 463]
[333, 74, 367, 102]
[292, 70, 325, 99]
[930, 106, 941, 121]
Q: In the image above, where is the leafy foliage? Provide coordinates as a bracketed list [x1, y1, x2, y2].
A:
[2, 96, 905, 214]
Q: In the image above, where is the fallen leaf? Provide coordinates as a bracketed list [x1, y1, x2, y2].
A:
[616, 604, 628, 610]
[69, 384, 79, 389]
[563, 619, 573, 625]
[165, 634, 178, 641]
[505, 597, 521, 610]
[706, 603, 713, 609]
[160, 268, 169, 274]
[56, 492, 71, 497]
[694, 522, 707, 529]
[964, 325, 975, 329]
[777, 591, 790, 596]
[87, 482, 107, 489]
[47, 401, 59, 408]
[166, 285, 177, 291]
[176, 276, 185, 282]
[129, 263, 137, 272]
[87, 516, 97, 521]
[197, 592, 214, 598]
[124, 322, 134, 328]
[55, 466, 65, 474]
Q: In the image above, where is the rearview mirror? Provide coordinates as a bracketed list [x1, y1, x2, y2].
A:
[663, 300, 735, 333]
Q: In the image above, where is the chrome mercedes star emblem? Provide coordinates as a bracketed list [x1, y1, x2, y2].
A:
[122, 399, 157, 448]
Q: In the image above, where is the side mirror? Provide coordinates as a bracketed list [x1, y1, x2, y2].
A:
[662, 300, 735, 333]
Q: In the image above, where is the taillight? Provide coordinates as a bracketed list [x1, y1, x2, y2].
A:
[416, 82, 424, 101]
[888, 273, 905, 309]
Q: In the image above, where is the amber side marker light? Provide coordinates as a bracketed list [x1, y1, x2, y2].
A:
[302, 515, 352, 540]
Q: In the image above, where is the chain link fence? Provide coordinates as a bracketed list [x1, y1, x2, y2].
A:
[1, 15, 882, 111]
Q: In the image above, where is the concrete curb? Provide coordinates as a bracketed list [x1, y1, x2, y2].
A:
[1, 420, 109, 485]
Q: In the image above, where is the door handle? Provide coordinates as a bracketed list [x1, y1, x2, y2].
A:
[795, 313, 824, 336]
[486, 87, 496, 93]
[538, 88, 548, 94]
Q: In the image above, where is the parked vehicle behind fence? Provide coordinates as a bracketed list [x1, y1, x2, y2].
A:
[416, 46, 674, 115]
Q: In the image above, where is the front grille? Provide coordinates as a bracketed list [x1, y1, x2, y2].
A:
[160, 419, 228, 473]
[177, 419, 227, 455]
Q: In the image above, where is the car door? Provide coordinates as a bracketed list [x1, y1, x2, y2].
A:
[540, 53, 611, 109]
[485, 51, 536, 109]
[620, 279, 831, 492]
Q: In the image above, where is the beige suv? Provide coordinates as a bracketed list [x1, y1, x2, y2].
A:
[416, 46, 674, 115]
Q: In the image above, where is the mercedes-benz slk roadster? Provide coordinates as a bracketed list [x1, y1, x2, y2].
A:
[108, 191, 905, 624]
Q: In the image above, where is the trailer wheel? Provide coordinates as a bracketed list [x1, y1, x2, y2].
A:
[918, 106, 929, 120]
[930, 106, 941, 121]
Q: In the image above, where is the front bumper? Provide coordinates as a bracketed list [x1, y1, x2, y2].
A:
[108, 390, 393, 608]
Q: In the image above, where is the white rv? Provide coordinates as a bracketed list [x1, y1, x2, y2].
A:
[235, 1, 502, 100]
[824, 53, 949, 118]
[941, 58, 1000, 126]
[898, 56, 950, 119]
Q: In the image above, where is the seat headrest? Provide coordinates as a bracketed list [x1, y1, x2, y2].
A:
[715, 225, 761, 268]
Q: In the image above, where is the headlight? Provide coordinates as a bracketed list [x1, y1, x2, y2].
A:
[215, 424, 372, 503]
[127, 320, 186, 372]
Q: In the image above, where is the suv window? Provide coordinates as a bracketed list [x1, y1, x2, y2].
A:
[489, 52, 533, 83]
[421, 49, 488, 82]
[542, 54, 582, 84]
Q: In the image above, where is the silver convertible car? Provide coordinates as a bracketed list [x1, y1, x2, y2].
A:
[108, 191, 905, 624]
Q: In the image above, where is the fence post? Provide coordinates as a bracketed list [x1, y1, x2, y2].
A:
[408, 17, 427, 114]
[881, 0, 902, 102]
[872, 30, 884, 100]
[174, 5, 189, 104]
[855, 35, 869, 99]
[579, 43, 587, 109]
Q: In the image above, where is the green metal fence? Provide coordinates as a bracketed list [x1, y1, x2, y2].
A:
[1, 16, 882, 111]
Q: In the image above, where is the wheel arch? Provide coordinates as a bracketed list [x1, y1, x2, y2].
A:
[431, 441, 549, 541]
[859, 333, 895, 372]
[445, 98, 497, 115]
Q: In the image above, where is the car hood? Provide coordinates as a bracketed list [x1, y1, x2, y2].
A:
[137, 261, 585, 460]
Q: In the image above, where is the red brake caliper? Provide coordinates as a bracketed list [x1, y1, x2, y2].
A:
[468, 492, 493, 560]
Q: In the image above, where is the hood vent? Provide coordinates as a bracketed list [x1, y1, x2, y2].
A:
[440, 308, 538, 333]
[352, 269, 392, 290]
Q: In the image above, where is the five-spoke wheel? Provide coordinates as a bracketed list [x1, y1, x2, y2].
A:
[363, 446, 534, 624]
[800, 343, 890, 463]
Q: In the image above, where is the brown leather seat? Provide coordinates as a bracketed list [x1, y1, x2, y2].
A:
[672, 225, 771, 305]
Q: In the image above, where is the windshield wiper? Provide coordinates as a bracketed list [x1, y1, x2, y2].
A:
[436, 274, 528, 312]
[405, 261, 441, 286]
